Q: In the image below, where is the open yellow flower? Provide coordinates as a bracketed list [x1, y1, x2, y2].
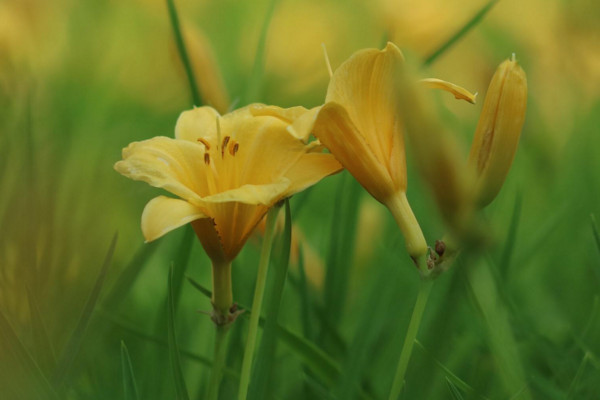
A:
[115, 104, 341, 323]
[308, 42, 475, 267]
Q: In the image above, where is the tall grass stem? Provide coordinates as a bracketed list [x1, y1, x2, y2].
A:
[388, 278, 434, 400]
[237, 205, 281, 400]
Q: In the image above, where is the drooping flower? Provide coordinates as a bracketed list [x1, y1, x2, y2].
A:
[305, 42, 475, 267]
[115, 104, 341, 322]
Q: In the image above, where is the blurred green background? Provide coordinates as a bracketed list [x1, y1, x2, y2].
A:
[1, 0, 599, 399]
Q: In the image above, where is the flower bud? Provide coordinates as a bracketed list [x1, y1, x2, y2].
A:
[468, 57, 527, 208]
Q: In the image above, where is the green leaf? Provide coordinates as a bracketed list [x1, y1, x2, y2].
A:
[0, 310, 59, 400]
[53, 232, 118, 387]
[26, 285, 57, 374]
[167, 265, 190, 400]
[121, 341, 140, 400]
[166, 0, 202, 106]
[423, 0, 498, 66]
[296, 245, 314, 341]
[446, 377, 466, 400]
[249, 199, 293, 400]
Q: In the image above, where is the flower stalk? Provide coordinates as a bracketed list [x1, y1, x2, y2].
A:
[210, 261, 233, 325]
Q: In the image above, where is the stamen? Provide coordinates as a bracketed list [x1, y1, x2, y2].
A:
[221, 136, 230, 157]
[197, 137, 211, 150]
[321, 43, 333, 78]
[228, 142, 239, 156]
[204, 153, 210, 165]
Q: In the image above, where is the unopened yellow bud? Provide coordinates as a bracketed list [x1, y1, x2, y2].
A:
[468, 57, 527, 208]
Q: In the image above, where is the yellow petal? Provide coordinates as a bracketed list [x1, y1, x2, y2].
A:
[249, 104, 315, 142]
[175, 106, 221, 143]
[283, 152, 343, 196]
[114, 136, 210, 203]
[313, 102, 396, 202]
[419, 78, 477, 104]
[211, 203, 270, 262]
[202, 179, 291, 205]
[325, 42, 404, 168]
[141, 196, 208, 242]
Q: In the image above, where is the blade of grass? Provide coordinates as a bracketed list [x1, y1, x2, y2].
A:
[466, 258, 532, 400]
[26, 285, 57, 375]
[166, 0, 202, 106]
[321, 173, 361, 349]
[238, 205, 281, 400]
[167, 265, 190, 400]
[423, 0, 498, 66]
[336, 270, 394, 400]
[591, 215, 600, 284]
[0, 310, 59, 400]
[121, 341, 140, 400]
[103, 240, 159, 310]
[296, 245, 314, 341]
[242, 0, 278, 104]
[52, 232, 117, 387]
[98, 308, 239, 377]
[414, 340, 487, 398]
[249, 199, 293, 400]
[446, 377, 466, 400]
[500, 191, 522, 279]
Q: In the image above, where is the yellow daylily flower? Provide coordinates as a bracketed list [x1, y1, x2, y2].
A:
[468, 56, 527, 208]
[115, 104, 341, 323]
[308, 42, 475, 267]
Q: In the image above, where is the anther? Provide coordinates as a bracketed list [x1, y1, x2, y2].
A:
[221, 136, 230, 157]
[197, 138, 211, 150]
[229, 142, 239, 156]
[204, 153, 210, 165]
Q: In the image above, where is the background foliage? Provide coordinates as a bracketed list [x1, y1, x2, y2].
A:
[1, 0, 599, 399]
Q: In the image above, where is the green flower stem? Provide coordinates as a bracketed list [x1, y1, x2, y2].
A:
[237, 205, 281, 400]
[386, 192, 428, 272]
[206, 324, 229, 400]
[206, 261, 233, 400]
[388, 278, 434, 400]
[211, 261, 233, 324]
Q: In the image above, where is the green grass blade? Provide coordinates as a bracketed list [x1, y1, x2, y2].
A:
[466, 258, 532, 400]
[121, 341, 140, 400]
[414, 340, 485, 398]
[566, 353, 590, 400]
[26, 285, 57, 374]
[249, 199, 293, 400]
[322, 174, 361, 343]
[499, 191, 522, 278]
[0, 310, 59, 400]
[446, 377, 466, 400]
[591, 214, 600, 263]
[167, 265, 190, 400]
[166, 0, 202, 106]
[169, 225, 195, 309]
[103, 240, 159, 310]
[423, 0, 498, 66]
[242, 0, 278, 104]
[98, 308, 239, 378]
[296, 245, 314, 341]
[53, 232, 118, 387]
